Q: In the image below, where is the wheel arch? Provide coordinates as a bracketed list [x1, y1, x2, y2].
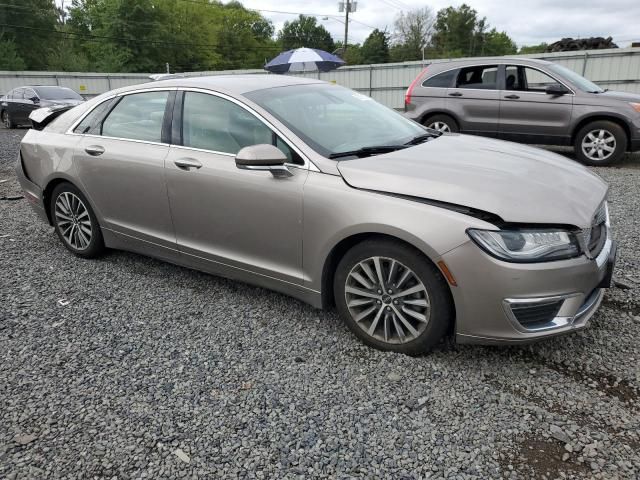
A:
[419, 110, 460, 129]
[42, 176, 100, 226]
[320, 232, 456, 323]
[571, 114, 631, 151]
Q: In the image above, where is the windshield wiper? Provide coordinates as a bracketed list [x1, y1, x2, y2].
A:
[328, 144, 409, 159]
[404, 132, 441, 145]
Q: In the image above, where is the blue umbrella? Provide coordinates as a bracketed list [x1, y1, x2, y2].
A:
[265, 47, 345, 74]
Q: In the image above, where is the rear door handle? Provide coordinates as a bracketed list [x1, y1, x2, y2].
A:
[84, 145, 105, 156]
[504, 94, 520, 99]
[174, 158, 202, 170]
[448, 92, 463, 97]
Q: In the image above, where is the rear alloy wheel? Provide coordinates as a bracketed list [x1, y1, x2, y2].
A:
[51, 183, 104, 258]
[2, 110, 15, 129]
[574, 120, 626, 166]
[334, 239, 453, 354]
[423, 114, 459, 133]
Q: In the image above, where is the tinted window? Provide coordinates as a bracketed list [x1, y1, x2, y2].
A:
[24, 89, 37, 100]
[422, 69, 456, 88]
[34, 86, 83, 100]
[74, 99, 116, 134]
[506, 66, 560, 92]
[182, 92, 272, 155]
[102, 91, 169, 142]
[456, 65, 498, 89]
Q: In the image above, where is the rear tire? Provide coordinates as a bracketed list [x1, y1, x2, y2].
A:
[50, 182, 105, 258]
[334, 239, 454, 355]
[574, 120, 626, 166]
[2, 110, 15, 129]
[422, 114, 459, 133]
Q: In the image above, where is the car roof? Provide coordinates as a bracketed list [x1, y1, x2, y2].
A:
[117, 74, 324, 96]
[426, 57, 553, 68]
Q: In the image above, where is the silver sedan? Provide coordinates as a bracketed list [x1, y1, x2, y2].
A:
[16, 75, 616, 354]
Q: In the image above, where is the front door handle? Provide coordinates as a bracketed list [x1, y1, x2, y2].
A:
[174, 158, 202, 170]
[85, 145, 105, 156]
[448, 92, 463, 97]
[504, 94, 520, 99]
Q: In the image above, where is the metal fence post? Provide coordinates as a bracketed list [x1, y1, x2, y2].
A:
[369, 65, 373, 98]
[582, 52, 589, 76]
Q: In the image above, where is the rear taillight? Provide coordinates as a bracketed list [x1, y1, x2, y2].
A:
[404, 67, 428, 110]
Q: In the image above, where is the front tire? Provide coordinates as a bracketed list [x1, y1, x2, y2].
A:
[574, 120, 627, 166]
[50, 182, 105, 258]
[2, 110, 15, 129]
[334, 239, 454, 355]
[422, 114, 459, 133]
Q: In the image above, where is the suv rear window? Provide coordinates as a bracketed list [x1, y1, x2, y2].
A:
[422, 69, 456, 88]
[455, 65, 498, 90]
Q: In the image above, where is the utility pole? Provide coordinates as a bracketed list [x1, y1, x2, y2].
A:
[343, 0, 349, 57]
[338, 1, 356, 57]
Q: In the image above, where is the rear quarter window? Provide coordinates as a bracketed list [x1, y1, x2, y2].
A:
[422, 69, 457, 88]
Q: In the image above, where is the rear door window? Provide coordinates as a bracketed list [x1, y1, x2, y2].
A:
[422, 69, 457, 88]
[74, 98, 117, 134]
[101, 91, 169, 143]
[455, 65, 498, 90]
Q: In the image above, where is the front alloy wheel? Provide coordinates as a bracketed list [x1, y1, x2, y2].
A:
[334, 239, 453, 354]
[581, 129, 616, 162]
[51, 182, 104, 258]
[345, 256, 431, 344]
[574, 120, 626, 166]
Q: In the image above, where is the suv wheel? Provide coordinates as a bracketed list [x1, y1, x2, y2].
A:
[334, 239, 453, 355]
[2, 110, 15, 129]
[50, 182, 105, 258]
[423, 114, 459, 133]
[574, 120, 627, 166]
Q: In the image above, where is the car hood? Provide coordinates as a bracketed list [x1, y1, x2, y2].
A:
[337, 134, 607, 228]
[596, 90, 640, 103]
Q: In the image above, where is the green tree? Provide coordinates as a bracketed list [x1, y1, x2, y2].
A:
[334, 41, 363, 64]
[360, 29, 390, 64]
[481, 29, 517, 56]
[391, 8, 434, 62]
[0, 0, 60, 70]
[278, 15, 335, 52]
[215, 2, 279, 70]
[429, 4, 516, 58]
[519, 43, 548, 54]
[0, 39, 26, 70]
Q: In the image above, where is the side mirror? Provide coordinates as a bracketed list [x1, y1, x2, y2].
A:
[235, 144, 292, 178]
[30, 96, 40, 103]
[545, 84, 569, 96]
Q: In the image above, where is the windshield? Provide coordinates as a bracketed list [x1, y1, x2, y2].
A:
[245, 84, 428, 158]
[33, 86, 84, 100]
[548, 64, 603, 93]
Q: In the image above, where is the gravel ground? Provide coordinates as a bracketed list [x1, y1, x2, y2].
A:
[1, 128, 639, 479]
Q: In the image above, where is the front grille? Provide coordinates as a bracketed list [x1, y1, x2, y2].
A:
[510, 300, 564, 328]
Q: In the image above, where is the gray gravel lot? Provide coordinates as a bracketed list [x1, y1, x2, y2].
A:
[1, 128, 639, 479]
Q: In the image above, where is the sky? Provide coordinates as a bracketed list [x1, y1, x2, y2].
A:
[239, 0, 640, 48]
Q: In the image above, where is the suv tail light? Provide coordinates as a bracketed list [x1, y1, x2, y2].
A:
[404, 67, 428, 111]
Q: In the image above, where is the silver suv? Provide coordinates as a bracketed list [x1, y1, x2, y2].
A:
[404, 58, 640, 166]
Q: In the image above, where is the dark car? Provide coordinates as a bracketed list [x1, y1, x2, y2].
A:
[404, 58, 640, 166]
[1, 86, 85, 129]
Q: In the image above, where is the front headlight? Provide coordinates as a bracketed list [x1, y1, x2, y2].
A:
[467, 228, 581, 262]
